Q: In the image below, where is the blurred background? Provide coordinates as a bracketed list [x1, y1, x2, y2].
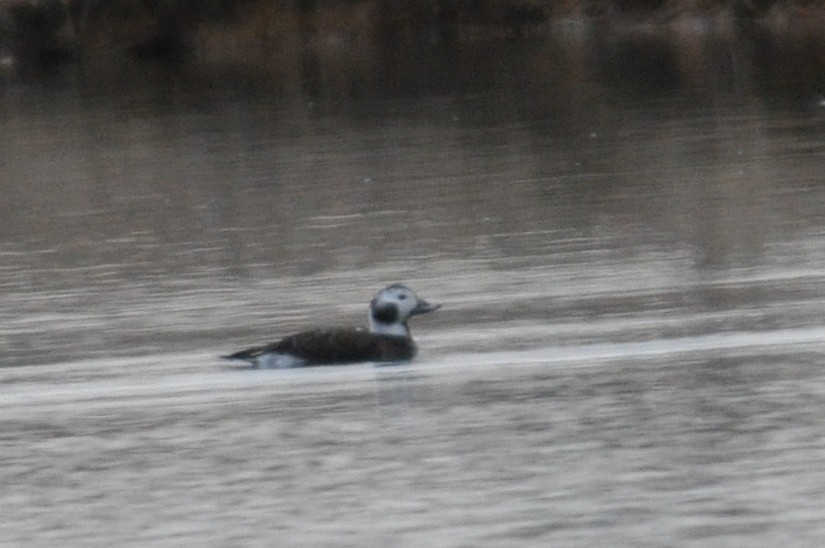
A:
[2, 0, 825, 545]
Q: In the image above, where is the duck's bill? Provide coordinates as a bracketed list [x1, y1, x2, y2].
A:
[410, 300, 441, 316]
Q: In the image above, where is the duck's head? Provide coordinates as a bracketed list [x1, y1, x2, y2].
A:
[368, 283, 441, 336]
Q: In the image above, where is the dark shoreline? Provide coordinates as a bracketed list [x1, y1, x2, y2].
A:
[1, 1, 822, 65]
[0, 1, 823, 104]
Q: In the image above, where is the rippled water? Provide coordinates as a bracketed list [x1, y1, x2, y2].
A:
[3, 33, 825, 544]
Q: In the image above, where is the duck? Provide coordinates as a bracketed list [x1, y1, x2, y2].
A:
[222, 284, 441, 368]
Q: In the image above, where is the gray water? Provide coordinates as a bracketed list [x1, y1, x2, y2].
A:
[2, 33, 825, 545]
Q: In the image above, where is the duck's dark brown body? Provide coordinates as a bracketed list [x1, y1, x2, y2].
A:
[223, 328, 417, 366]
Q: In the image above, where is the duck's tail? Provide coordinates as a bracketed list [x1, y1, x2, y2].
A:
[221, 347, 262, 362]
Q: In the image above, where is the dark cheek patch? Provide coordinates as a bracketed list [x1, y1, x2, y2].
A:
[372, 303, 399, 324]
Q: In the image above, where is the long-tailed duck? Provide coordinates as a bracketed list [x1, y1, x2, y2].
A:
[222, 284, 440, 368]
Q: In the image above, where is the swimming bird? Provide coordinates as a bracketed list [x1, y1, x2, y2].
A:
[222, 284, 440, 368]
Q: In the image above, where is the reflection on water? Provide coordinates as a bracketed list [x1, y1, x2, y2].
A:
[2, 77, 823, 366]
[1, 27, 825, 546]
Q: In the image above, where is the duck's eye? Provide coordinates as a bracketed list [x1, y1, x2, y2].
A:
[398, 294, 407, 300]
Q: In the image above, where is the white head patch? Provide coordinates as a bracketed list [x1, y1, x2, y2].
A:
[368, 284, 439, 337]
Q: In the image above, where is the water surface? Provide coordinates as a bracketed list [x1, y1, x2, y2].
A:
[2, 30, 825, 545]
